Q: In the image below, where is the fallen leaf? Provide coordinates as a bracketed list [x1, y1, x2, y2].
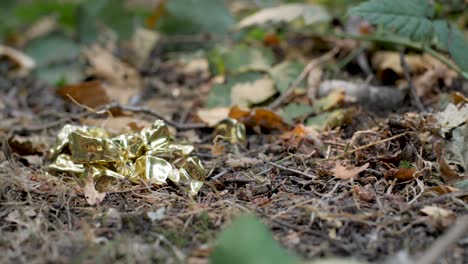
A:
[395, 167, 417, 181]
[280, 124, 321, 147]
[437, 103, 468, 134]
[353, 185, 376, 202]
[420, 205, 456, 227]
[430, 185, 460, 195]
[83, 44, 141, 88]
[57, 80, 111, 108]
[83, 173, 106, 206]
[229, 106, 289, 132]
[231, 77, 276, 107]
[236, 3, 331, 29]
[281, 103, 313, 122]
[446, 124, 468, 171]
[331, 162, 369, 180]
[5, 208, 37, 225]
[131, 27, 161, 67]
[146, 207, 166, 222]
[197, 107, 230, 127]
[0, 44, 35, 74]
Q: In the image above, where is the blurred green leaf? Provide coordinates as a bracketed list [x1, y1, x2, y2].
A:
[157, 0, 234, 35]
[447, 25, 468, 73]
[14, 0, 80, 30]
[211, 214, 298, 264]
[25, 32, 83, 84]
[206, 72, 265, 108]
[281, 103, 313, 122]
[77, 0, 134, 43]
[269, 61, 305, 94]
[210, 44, 274, 75]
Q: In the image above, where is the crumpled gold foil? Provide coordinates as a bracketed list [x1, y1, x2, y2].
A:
[47, 120, 206, 195]
[213, 118, 246, 144]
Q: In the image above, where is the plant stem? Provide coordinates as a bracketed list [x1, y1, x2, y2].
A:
[332, 32, 468, 78]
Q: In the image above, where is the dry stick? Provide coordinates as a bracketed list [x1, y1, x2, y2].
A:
[345, 131, 412, 155]
[399, 51, 426, 112]
[414, 214, 468, 264]
[20, 102, 208, 132]
[269, 161, 317, 179]
[268, 47, 340, 109]
[102, 103, 208, 130]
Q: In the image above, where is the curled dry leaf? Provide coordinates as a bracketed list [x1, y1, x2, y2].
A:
[57, 80, 111, 108]
[83, 173, 106, 206]
[331, 162, 369, 180]
[131, 27, 161, 67]
[353, 185, 376, 202]
[0, 45, 36, 74]
[280, 124, 322, 148]
[229, 106, 289, 132]
[420, 205, 456, 228]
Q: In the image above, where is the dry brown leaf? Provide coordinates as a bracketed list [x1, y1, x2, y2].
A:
[229, 106, 289, 132]
[83, 44, 141, 88]
[8, 134, 48, 155]
[226, 156, 263, 168]
[353, 185, 376, 202]
[280, 124, 321, 147]
[83, 174, 106, 206]
[331, 162, 369, 180]
[430, 185, 460, 195]
[420, 205, 456, 227]
[395, 167, 417, 181]
[196, 107, 230, 127]
[131, 27, 161, 67]
[57, 80, 111, 108]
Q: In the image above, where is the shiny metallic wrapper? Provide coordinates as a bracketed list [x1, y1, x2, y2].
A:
[48, 120, 206, 195]
[213, 118, 246, 144]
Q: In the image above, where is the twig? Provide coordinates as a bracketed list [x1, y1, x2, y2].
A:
[399, 51, 426, 112]
[269, 161, 317, 179]
[414, 214, 468, 264]
[17, 102, 208, 132]
[346, 131, 412, 155]
[268, 47, 339, 109]
[101, 103, 208, 130]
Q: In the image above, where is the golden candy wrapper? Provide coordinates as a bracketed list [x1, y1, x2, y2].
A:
[212, 118, 246, 144]
[47, 120, 206, 195]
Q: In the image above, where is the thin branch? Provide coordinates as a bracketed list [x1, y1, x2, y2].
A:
[269, 161, 317, 179]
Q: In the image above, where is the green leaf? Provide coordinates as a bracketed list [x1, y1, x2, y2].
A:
[206, 72, 265, 108]
[433, 20, 449, 50]
[222, 45, 275, 75]
[447, 25, 468, 73]
[13, 0, 80, 29]
[157, 0, 234, 35]
[269, 61, 305, 94]
[77, 0, 134, 43]
[24, 32, 83, 84]
[211, 214, 298, 264]
[349, 0, 435, 41]
[281, 103, 313, 122]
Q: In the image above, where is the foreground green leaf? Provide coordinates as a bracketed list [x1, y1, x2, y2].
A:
[211, 214, 298, 264]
